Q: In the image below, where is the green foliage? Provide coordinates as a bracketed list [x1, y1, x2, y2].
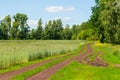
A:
[89, 0, 120, 44]
[44, 19, 63, 40]
[12, 13, 29, 39]
[0, 15, 11, 39]
[36, 19, 43, 39]
[63, 24, 72, 40]
[77, 29, 98, 40]
[99, 0, 120, 44]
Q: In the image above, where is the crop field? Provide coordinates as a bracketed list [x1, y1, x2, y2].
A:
[0, 40, 84, 69]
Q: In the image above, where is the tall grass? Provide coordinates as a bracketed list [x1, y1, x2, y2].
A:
[0, 40, 84, 69]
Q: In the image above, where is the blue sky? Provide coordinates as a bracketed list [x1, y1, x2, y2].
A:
[0, 0, 95, 29]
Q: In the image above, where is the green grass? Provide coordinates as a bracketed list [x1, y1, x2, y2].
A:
[10, 51, 79, 80]
[50, 61, 120, 80]
[50, 42, 120, 80]
[0, 40, 85, 69]
[92, 42, 120, 64]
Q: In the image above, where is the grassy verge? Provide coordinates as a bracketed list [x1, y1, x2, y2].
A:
[92, 42, 120, 64]
[10, 51, 79, 80]
[50, 61, 120, 80]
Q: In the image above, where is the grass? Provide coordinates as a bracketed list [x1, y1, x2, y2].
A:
[3, 41, 120, 80]
[10, 41, 86, 80]
[50, 42, 120, 80]
[0, 40, 85, 69]
[0, 52, 75, 74]
[10, 51, 79, 80]
[93, 42, 120, 64]
[50, 61, 120, 80]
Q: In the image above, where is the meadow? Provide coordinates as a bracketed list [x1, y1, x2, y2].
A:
[50, 61, 120, 80]
[50, 42, 120, 80]
[93, 42, 120, 65]
[0, 40, 84, 69]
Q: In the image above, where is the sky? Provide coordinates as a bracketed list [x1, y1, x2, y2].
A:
[0, 0, 95, 29]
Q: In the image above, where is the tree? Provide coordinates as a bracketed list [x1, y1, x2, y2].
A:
[29, 29, 36, 39]
[0, 24, 4, 39]
[44, 20, 53, 39]
[44, 19, 63, 40]
[63, 24, 72, 40]
[77, 29, 98, 40]
[0, 15, 11, 39]
[13, 13, 29, 39]
[52, 19, 63, 40]
[36, 18, 43, 39]
[71, 24, 80, 40]
[10, 22, 19, 39]
[89, 0, 101, 41]
[99, 0, 120, 44]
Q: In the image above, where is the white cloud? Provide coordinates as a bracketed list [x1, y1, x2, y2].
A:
[45, 6, 75, 13]
[55, 17, 73, 22]
[27, 20, 45, 29]
[27, 20, 38, 29]
[0, 16, 5, 20]
[27, 20, 37, 26]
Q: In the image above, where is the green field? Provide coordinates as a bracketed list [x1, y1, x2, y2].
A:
[50, 61, 120, 80]
[0, 40, 84, 69]
[93, 43, 120, 65]
[50, 42, 120, 80]
[0, 41, 120, 80]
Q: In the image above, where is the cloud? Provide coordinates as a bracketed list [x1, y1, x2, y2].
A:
[27, 20, 37, 26]
[27, 20, 45, 29]
[27, 20, 38, 28]
[45, 6, 75, 13]
[0, 16, 5, 20]
[55, 17, 73, 22]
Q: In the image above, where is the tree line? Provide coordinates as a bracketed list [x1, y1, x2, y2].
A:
[0, 0, 120, 44]
[0, 13, 92, 40]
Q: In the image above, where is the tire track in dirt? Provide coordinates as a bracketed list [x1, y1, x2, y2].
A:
[0, 53, 75, 80]
[26, 55, 78, 80]
[77, 45, 108, 67]
[26, 44, 90, 80]
[26, 44, 108, 80]
[90, 54, 108, 67]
